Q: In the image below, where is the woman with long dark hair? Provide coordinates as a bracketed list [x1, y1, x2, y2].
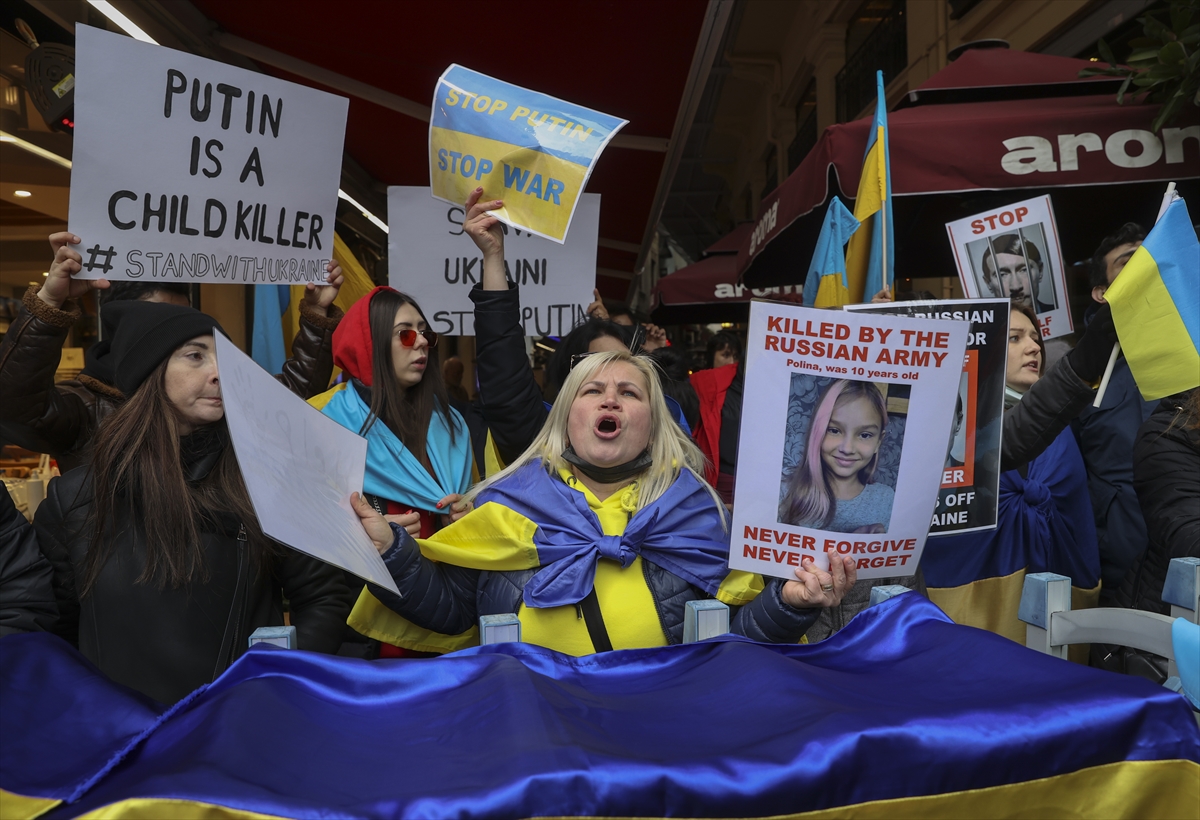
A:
[310, 287, 474, 656]
[33, 301, 351, 704]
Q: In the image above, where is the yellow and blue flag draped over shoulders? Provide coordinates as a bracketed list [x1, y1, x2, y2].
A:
[802, 196, 860, 307]
[3, 595, 1197, 819]
[1105, 195, 1200, 401]
[429, 64, 627, 243]
[843, 70, 894, 304]
[922, 429, 1101, 663]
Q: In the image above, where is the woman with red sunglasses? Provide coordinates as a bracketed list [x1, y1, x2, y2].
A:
[308, 287, 474, 654]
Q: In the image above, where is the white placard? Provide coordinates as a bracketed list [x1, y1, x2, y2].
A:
[214, 333, 399, 596]
[945, 195, 1072, 340]
[729, 302, 969, 582]
[69, 25, 348, 284]
[387, 186, 599, 336]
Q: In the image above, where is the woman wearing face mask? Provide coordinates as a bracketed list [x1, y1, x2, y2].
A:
[33, 301, 352, 705]
[920, 302, 1108, 656]
[348, 351, 857, 655]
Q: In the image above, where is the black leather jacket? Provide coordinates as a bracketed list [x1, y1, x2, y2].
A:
[33, 448, 353, 705]
[368, 524, 820, 648]
[0, 285, 342, 473]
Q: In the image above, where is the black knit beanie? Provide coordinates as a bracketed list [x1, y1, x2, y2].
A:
[103, 301, 224, 396]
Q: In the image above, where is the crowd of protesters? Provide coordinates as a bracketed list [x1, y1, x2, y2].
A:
[0, 194, 1195, 704]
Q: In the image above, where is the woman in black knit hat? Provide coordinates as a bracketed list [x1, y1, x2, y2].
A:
[32, 301, 352, 705]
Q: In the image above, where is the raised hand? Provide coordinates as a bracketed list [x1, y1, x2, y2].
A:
[301, 260, 344, 315]
[463, 187, 505, 259]
[38, 233, 108, 309]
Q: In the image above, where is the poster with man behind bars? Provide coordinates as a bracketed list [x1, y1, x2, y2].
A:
[847, 298, 1008, 535]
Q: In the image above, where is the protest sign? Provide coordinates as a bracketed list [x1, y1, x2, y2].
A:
[847, 298, 1009, 535]
[945, 195, 1071, 340]
[388, 186, 599, 336]
[214, 332, 399, 596]
[728, 302, 969, 582]
[69, 25, 347, 285]
[428, 64, 626, 243]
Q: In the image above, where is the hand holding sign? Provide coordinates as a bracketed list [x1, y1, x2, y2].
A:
[782, 555, 858, 608]
[39, 233, 107, 309]
[463, 187, 506, 263]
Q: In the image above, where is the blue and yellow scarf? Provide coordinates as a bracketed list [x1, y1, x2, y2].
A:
[309, 382, 472, 511]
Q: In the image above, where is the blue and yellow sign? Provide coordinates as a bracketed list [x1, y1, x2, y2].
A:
[429, 64, 627, 243]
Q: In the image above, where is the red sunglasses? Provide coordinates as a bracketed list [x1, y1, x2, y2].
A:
[396, 327, 438, 349]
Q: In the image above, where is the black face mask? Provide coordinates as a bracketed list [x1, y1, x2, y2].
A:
[562, 445, 652, 485]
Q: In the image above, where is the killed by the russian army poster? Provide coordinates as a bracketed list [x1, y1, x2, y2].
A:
[847, 298, 1009, 535]
[729, 302, 969, 583]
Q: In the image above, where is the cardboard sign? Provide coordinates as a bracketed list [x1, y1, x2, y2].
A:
[847, 298, 1009, 535]
[69, 25, 348, 284]
[728, 302, 968, 582]
[214, 332, 400, 596]
[428, 64, 626, 243]
[945, 195, 1072, 340]
[388, 186, 598, 336]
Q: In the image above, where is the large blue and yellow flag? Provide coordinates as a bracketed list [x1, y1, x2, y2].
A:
[1105, 195, 1200, 401]
[802, 196, 860, 307]
[843, 70, 894, 304]
[3, 595, 1197, 819]
[429, 65, 627, 243]
[923, 428, 1102, 663]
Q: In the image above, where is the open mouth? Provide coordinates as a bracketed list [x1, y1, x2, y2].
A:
[595, 415, 620, 439]
[1023, 360, 1039, 371]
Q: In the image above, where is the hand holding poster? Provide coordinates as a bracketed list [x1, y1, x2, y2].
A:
[846, 298, 1009, 535]
[213, 333, 400, 596]
[69, 26, 348, 284]
[945, 195, 1071, 340]
[388, 187, 599, 336]
[429, 64, 626, 243]
[728, 302, 969, 582]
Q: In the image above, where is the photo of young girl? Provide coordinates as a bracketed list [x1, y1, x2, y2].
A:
[778, 376, 903, 533]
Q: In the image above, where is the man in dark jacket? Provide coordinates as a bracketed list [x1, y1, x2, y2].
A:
[0, 232, 343, 473]
[0, 487, 57, 636]
[1072, 223, 1155, 605]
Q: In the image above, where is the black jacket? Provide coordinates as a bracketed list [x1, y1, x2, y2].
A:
[469, 284, 547, 466]
[33, 453, 353, 704]
[368, 525, 820, 648]
[1115, 394, 1200, 615]
[0, 285, 342, 473]
[0, 487, 57, 637]
[1001, 354, 1096, 472]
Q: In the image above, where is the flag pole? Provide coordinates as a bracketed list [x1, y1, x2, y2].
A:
[1092, 180, 1176, 406]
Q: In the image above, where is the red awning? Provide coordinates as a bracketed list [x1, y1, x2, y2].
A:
[738, 49, 1200, 287]
[651, 224, 802, 322]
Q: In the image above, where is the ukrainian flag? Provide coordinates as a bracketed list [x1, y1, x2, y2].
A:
[1105, 195, 1200, 401]
[802, 196, 860, 307]
[3, 596, 1196, 819]
[840, 70, 894, 306]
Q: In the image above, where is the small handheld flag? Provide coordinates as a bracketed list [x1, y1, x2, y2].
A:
[803, 196, 861, 307]
[1104, 195, 1200, 401]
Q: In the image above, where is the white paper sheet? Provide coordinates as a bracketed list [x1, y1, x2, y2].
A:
[214, 333, 400, 596]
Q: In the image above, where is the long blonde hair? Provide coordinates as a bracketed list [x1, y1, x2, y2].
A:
[465, 350, 723, 516]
